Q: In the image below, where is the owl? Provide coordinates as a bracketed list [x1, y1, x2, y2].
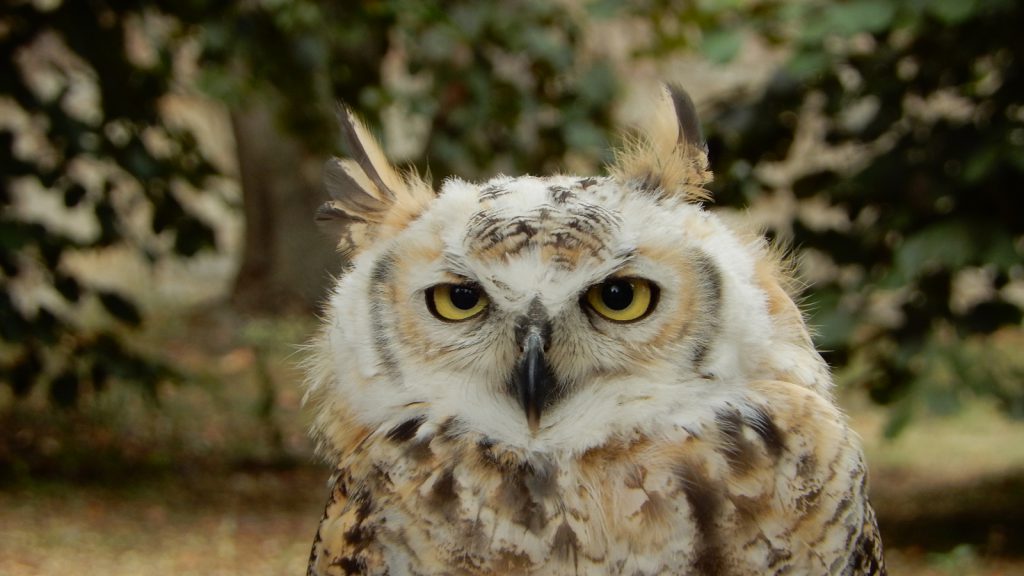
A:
[304, 86, 885, 576]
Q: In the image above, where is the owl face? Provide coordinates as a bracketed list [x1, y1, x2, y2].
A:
[310, 88, 801, 457]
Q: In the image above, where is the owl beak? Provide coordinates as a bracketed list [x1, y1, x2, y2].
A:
[515, 330, 551, 433]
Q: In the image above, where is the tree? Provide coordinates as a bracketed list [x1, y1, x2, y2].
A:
[198, 1, 393, 311]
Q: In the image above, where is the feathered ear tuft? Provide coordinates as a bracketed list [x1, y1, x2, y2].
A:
[609, 84, 712, 202]
[316, 104, 434, 255]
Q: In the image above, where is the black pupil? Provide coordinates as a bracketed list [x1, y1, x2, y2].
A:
[601, 281, 634, 311]
[450, 285, 480, 310]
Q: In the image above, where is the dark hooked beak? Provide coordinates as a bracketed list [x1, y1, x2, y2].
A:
[514, 330, 552, 433]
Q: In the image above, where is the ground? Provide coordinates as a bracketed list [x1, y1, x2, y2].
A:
[0, 468, 320, 576]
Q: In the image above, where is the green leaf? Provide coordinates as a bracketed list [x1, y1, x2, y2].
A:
[962, 146, 998, 184]
[807, 289, 859, 350]
[893, 221, 976, 281]
[825, 0, 896, 36]
[563, 121, 606, 152]
[882, 396, 914, 438]
[926, 0, 978, 24]
[702, 29, 743, 64]
[577, 61, 617, 106]
[521, 28, 571, 69]
[698, 0, 745, 11]
[586, 0, 626, 18]
[976, 219, 1021, 270]
[786, 49, 830, 80]
[894, 221, 1020, 282]
[0, 221, 41, 251]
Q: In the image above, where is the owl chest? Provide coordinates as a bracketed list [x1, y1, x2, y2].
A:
[328, 383, 877, 576]
[348, 436, 831, 576]
[363, 455, 687, 575]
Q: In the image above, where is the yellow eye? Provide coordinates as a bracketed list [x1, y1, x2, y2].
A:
[585, 278, 657, 322]
[428, 283, 489, 321]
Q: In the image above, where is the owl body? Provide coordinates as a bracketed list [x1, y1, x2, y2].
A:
[305, 88, 884, 575]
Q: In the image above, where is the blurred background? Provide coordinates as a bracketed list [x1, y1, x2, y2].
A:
[1, 0, 1022, 574]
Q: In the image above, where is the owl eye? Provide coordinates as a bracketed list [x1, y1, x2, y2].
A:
[584, 278, 657, 322]
[427, 283, 489, 321]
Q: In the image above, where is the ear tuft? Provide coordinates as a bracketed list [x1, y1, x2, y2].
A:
[315, 104, 435, 255]
[334, 104, 400, 202]
[667, 85, 707, 154]
[609, 84, 712, 203]
[323, 157, 389, 216]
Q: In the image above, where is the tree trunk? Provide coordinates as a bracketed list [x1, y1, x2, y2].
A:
[230, 101, 341, 314]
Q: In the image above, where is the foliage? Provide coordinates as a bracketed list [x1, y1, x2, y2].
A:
[1, 1, 221, 405]
[1, 0, 620, 407]
[386, 0, 617, 179]
[197, 1, 393, 153]
[200, 0, 618, 179]
[656, 0, 1024, 429]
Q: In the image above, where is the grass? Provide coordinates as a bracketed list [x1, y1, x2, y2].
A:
[853, 400, 1024, 565]
[0, 468, 324, 575]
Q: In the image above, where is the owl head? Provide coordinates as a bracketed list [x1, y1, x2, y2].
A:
[306, 86, 827, 460]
